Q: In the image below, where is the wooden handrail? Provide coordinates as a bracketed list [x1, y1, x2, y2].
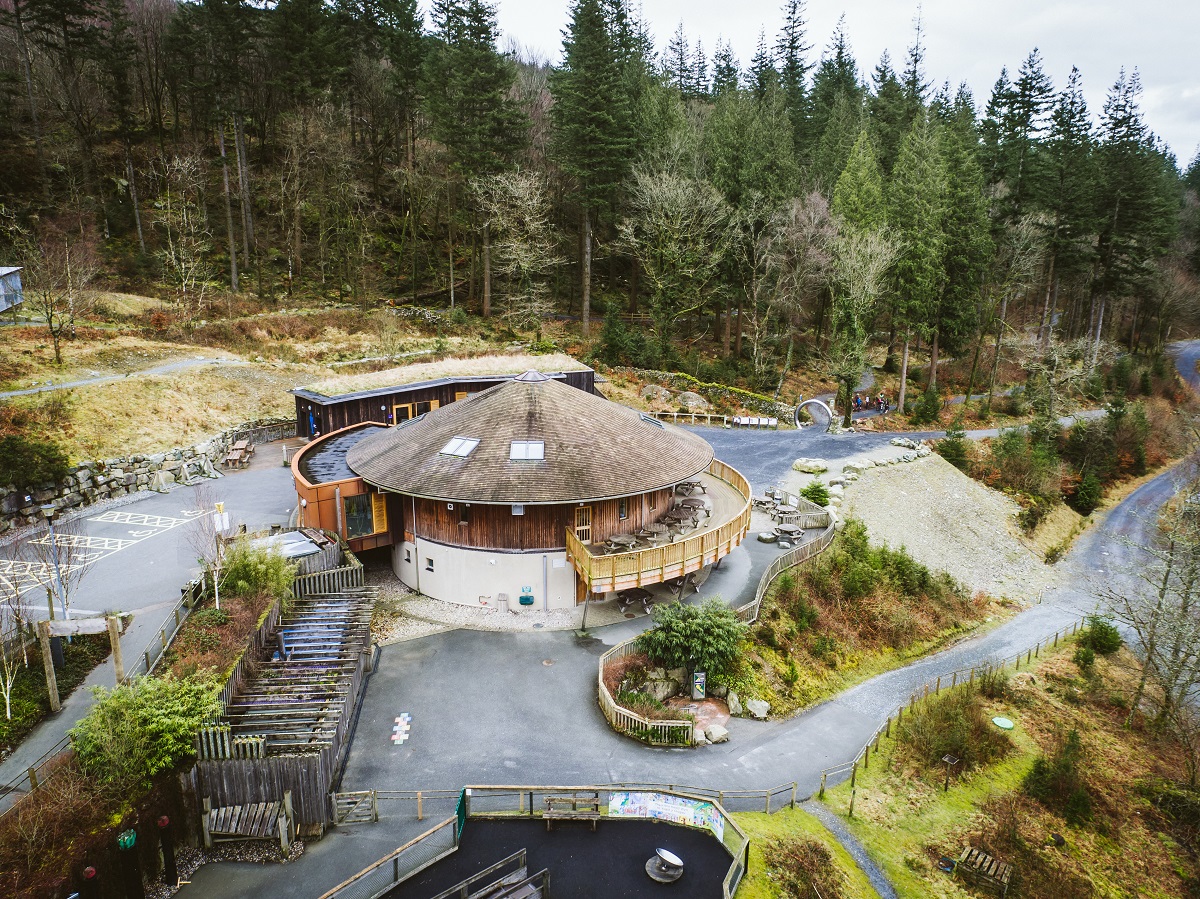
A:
[567, 459, 752, 595]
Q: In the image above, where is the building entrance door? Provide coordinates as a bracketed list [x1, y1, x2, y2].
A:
[574, 506, 592, 544]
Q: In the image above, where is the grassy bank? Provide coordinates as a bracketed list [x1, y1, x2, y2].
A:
[824, 641, 1200, 899]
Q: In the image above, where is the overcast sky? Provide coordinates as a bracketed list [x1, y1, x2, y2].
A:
[435, 0, 1200, 167]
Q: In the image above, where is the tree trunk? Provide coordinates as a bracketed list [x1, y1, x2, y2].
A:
[1091, 293, 1106, 369]
[126, 150, 146, 255]
[964, 325, 986, 412]
[234, 115, 253, 267]
[629, 258, 639, 314]
[928, 330, 940, 391]
[722, 295, 732, 356]
[482, 222, 491, 318]
[734, 296, 743, 357]
[985, 294, 1009, 413]
[217, 122, 239, 293]
[11, 0, 48, 197]
[580, 208, 592, 337]
[1038, 251, 1056, 351]
[897, 335, 911, 415]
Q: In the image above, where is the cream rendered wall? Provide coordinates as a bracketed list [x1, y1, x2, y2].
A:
[391, 538, 577, 610]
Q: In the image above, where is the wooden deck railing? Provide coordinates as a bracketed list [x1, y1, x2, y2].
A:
[566, 459, 752, 595]
[597, 640, 695, 746]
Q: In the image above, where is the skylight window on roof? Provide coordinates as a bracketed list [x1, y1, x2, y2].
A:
[440, 436, 480, 457]
[510, 440, 545, 460]
[640, 413, 665, 429]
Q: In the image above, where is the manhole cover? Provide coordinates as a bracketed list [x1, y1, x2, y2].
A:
[624, 613, 636, 619]
[542, 659, 554, 666]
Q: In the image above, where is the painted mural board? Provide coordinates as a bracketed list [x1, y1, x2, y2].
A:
[607, 791, 724, 842]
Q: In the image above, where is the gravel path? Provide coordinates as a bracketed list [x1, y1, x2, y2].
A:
[803, 800, 897, 899]
[842, 453, 1059, 603]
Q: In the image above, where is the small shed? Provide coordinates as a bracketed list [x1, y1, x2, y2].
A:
[0, 267, 23, 314]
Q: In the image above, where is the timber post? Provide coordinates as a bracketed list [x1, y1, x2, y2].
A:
[37, 620, 60, 713]
[107, 614, 125, 684]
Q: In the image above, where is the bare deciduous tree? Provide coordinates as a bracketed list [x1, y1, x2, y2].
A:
[154, 153, 216, 318]
[22, 226, 99, 366]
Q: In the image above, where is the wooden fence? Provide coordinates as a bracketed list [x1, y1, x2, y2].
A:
[650, 411, 730, 427]
[817, 615, 1091, 812]
[736, 519, 836, 624]
[317, 816, 460, 899]
[597, 639, 695, 747]
[293, 560, 365, 597]
[567, 459, 752, 595]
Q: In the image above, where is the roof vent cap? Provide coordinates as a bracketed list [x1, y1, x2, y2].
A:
[514, 370, 550, 382]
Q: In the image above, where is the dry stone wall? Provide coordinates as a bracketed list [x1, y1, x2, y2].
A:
[0, 418, 294, 535]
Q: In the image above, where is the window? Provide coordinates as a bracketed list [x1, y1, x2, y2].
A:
[440, 436, 480, 457]
[404, 549, 412, 564]
[511, 504, 525, 516]
[640, 413, 665, 429]
[459, 504, 470, 525]
[425, 558, 434, 572]
[509, 440, 545, 460]
[649, 492, 657, 511]
[618, 498, 628, 520]
[344, 493, 387, 539]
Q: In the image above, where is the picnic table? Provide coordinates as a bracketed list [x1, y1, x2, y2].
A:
[222, 449, 245, 469]
[773, 503, 798, 522]
[604, 533, 638, 553]
[677, 480, 706, 495]
[232, 439, 254, 458]
[618, 588, 654, 614]
[664, 508, 699, 528]
[775, 522, 802, 537]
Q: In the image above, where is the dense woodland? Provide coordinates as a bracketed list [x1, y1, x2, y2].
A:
[1, 0, 1198, 401]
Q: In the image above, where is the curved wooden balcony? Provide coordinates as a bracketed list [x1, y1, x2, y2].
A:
[565, 459, 752, 596]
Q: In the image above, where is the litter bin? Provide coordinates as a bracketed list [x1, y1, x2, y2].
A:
[519, 594, 535, 606]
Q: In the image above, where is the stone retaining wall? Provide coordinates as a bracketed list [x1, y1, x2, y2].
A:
[0, 418, 295, 535]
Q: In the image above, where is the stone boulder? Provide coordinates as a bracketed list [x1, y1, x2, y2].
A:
[677, 391, 711, 412]
[889, 437, 920, 450]
[693, 727, 710, 746]
[709, 684, 728, 699]
[644, 678, 680, 704]
[746, 699, 771, 720]
[792, 458, 829, 474]
[641, 384, 673, 403]
[727, 692, 743, 716]
[705, 724, 730, 744]
[667, 667, 688, 684]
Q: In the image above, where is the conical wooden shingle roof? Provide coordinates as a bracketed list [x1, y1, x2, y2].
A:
[346, 371, 714, 504]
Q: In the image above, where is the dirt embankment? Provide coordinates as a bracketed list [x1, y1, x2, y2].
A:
[842, 453, 1060, 603]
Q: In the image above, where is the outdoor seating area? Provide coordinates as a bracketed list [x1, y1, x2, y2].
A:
[601, 483, 715, 555]
[752, 488, 828, 549]
[222, 438, 256, 469]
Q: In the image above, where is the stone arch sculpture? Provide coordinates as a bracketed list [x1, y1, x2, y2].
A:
[795, 399, 834, 432]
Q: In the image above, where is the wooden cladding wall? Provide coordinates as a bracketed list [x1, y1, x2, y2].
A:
[296, 370, 596, 437]
[295, 476, 403, 553]
[409, 486, 673, 551]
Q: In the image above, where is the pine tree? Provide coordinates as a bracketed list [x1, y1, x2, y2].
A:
[887, 113, 947, 411]
[748, 30, 778, 102]
[1037, 66, 1097, 348]
[776, 0, 812, 164]
[711, 39, 740, 95]
[932, 106, 991, 389]
[867, 52, 906, 175]
[811, 91, 865, 193]
[663, 22, 691, 94]
[808, 16, 861, 144]
[833, 131, 885, 232]
[550, 0, 634, 335]
[997, 48, 1054, 220]
[900, 10, 931, 128]
[691, 39, 709, 99]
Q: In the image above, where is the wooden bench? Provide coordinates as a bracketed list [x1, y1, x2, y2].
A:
[202, 791, 295, 852]
[543, 793, 601, 831]
[957, 847, 1013, 897]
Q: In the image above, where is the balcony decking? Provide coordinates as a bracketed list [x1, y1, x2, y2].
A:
[566, 459, 752, 596]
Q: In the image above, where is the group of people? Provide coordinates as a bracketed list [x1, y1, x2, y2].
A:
[853, 392, 890, 415]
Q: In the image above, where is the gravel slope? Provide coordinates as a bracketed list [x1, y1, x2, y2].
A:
[842, 452, 1059, 602]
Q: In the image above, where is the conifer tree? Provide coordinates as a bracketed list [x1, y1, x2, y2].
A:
[888, 113, 947, 411]
[550, 0, 634, 335]
[867, 52, 906, 175]
[833, 131, 885, 232]
[711, 39, 740, 95]
[748, 30, 778, 102]
[776, 0, 812, 163]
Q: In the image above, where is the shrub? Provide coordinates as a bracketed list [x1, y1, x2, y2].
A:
[895, 684, 1012, 769]
[936, 415, 969, 470]
[1073, 645, 1095, 671]
[0, 433, 70, 488]
[976, 664, 1010, 700]
[218, 539, 297, 606]
[800, 481, 830, 507]
[634, 598, 748, 677]
[70, 675, 220, 795]
[1024, 728, 1092, 825]
[1067, 471, 1102, 515]
[1079, 616, 1122, 655]
[763, 838, 844, 899]
[910, 387, 942, 424]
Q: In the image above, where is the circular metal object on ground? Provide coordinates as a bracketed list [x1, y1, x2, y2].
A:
[992, 716, 1014, 730]
[646, 848, 684, 883]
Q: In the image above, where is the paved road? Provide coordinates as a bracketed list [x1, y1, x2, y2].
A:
[0, 356, 246, 398]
